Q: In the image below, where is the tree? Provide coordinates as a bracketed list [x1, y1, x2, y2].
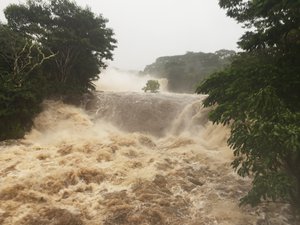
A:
[0, 0, 117, 140]
[0, 24, 54, 140]
[5, 0, 117, 95]
[142, 80, 160, 93]
[196, 0, 300, 209]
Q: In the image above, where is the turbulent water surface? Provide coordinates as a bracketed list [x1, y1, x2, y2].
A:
[0, 71, 296, 225]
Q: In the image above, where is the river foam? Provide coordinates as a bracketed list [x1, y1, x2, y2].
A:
[0, 70, 296, 224]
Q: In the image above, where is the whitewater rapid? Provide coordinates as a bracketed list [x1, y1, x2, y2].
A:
[0, 70, 296, 225]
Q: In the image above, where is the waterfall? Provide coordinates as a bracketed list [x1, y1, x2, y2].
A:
[0, 69, 294, 225]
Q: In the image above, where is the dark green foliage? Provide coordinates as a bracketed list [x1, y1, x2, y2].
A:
[0, 76, 44, 140]
[197, 52, 300, 207]
[5, 0, 116, 95]
[0, 0, 116, 140]
[143, 50, 235, 93]
[219, 0, 300, 51]
[142, 80, 160, 93]
[0, 25, 47, 140]
[197, 0, 300, 209]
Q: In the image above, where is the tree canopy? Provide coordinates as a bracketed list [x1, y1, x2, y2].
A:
[197, 0, 300, 209]
[5, 0, 117, 95]
[0, 0, 116, 140]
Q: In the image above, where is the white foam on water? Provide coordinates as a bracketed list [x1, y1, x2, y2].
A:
[0, 69, 295, 225]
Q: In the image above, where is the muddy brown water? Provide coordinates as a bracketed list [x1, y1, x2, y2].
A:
[0, 91, 297, 225]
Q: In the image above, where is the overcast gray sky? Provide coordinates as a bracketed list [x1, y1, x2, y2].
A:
[0, 0, 244, 71]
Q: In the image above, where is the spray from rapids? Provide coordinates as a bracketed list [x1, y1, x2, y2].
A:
[95, 68, 168, 92]
[0, 70, 294, 225]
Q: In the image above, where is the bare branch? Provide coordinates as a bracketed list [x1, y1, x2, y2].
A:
[26, 46, 56, 75]
[9, 40, 57, 86]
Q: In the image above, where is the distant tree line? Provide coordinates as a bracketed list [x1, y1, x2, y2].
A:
[142, 49, 235, 93]
[197, 0, 300, 211]
[0, 0, 116, 140]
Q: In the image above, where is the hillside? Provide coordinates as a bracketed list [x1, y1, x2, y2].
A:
[142, 49, 235, 93]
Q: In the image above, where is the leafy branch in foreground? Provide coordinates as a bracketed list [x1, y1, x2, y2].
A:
[197, 0, 300, 209]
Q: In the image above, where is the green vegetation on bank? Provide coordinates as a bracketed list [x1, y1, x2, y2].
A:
[142, 49, 235, 93]
[197, 0, 300, 210]
[0, 0, 116, 140]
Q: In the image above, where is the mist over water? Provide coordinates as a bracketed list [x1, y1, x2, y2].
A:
[96, 68, 168, 92]
[0, 69, 295, 224]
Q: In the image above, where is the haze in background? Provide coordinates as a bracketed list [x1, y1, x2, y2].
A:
[0, 0, 243, 70]
[96, 68, 168, 92]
